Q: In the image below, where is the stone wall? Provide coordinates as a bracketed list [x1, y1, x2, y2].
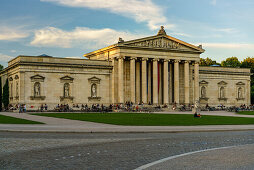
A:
[199, 66, 251, 107]
[1, 56, 112, 110]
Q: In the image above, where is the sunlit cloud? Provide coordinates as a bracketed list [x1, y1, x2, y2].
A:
[199, 43, 254, 49]
[0, 26, 29, 41]
[30, 26, 146, 48]
[0, 53, 14, 62]
[40, 0, 174, 30]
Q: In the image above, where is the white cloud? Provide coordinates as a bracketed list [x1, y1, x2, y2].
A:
[65, 56, 83, 59]
[0, 53, 14, 62]
[30, 26, 145, 48]
[0, 26, 29, 41]
[40, 0, 174, 30]
[210, 0, 217, 6]
[200, 43, 254, 49]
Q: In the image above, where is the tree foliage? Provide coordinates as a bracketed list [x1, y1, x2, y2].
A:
[0, 64, 3, 71]
[200, 57, 217, 66]
[0, 77, 2, 112]
[221, 57, 241, 67]
[2, 79, 9, 110]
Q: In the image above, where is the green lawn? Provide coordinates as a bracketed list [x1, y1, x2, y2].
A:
[237, 111, 254, 115]
[34, 113, 254, 126]
[0, 115, 43, 124]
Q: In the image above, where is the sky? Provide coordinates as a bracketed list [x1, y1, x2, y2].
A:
[0, 0, 254, 67]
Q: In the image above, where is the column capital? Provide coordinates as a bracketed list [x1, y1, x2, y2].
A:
[142, 57, 149, 61]
[152, 58, 159, 61]
[130, 57, 137, 60]
[164, 59, 170, 62]
[117, 56, 125, 60]
[174, 59, 180, 63]
[184, 60, 191, 63]
[194, 61, 200, 64]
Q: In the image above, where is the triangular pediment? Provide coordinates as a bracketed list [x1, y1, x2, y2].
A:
[30, 74, 45, 82]
[60, 75, 74, 81]
[60, 75, 74, 83]
[118, 35, 204, 53]
[218, 81, 227, 85]
[88, 76, 101, 84]
[199, 80, 208, 85]
[236, 81, 245, 85]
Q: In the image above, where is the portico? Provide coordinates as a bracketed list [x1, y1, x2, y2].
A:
[84, 26, 204, 105]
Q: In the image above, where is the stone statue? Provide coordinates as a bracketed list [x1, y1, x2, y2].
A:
[157, 26, 167, 35]
[91, 84, 97, 97]
[64, 83, 69, 97]
[118, 37, 124, 43]
[220, 87, 225, 98]
[201, 86, 206, 98]
[238, 87, 243, 98]
[16, 82, 19, 96]
[34, 82, 40, 96]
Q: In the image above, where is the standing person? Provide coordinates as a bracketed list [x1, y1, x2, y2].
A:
[44, 104, 48, 111]
[23, 104, 26, 113]
[18, 104, 22, 113]
[40, 104, 44, 112]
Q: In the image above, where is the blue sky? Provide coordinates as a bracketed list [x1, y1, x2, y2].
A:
[0, 0, 254, 67]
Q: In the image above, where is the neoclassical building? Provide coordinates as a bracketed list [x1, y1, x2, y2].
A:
[0, 27, 251, 110]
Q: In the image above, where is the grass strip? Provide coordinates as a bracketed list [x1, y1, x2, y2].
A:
[34, 113, 254, 126]
[237, 111, 254, 115]
[0, 114, 43, 124]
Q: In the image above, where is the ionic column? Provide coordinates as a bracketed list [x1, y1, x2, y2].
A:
[142, 58, 147, 104]
[169, 63, 173, 103]
[153, 59, 159, 104]
[118, 57, 124, 103]
[135, 60, 141, 103]
[111, 58, 116, 103]
[163, 59, 169, 104]
[147, 60, 152, 104]
[130, 57, 136, 103]
[194, 61, 199, 101]
[174, 60, 180, 104]
[184, 60, 190, 104]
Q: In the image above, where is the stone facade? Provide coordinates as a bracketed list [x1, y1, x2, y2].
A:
[0, 56, 112, 110]
[0, 27, 251, 110]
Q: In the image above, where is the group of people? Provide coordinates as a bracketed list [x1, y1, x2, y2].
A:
[7, 104, 27, 113]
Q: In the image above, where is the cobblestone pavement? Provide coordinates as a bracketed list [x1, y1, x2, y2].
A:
[144, 144, 254, 170]
[1, 131, 254, 169]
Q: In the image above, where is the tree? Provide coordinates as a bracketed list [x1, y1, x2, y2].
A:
[0, 64, 3, 71]
[0, 77, 2, 111]
[240, 57, 254, 103]
[200, 57, 217, 66]
[221, 57, 241, 67]
[2, 79, 9, 110]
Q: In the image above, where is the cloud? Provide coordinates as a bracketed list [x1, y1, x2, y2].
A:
[0, 26, 29, 41]
[200, 43, 254, 49]
[210, 0, 217, 6]
[30, 26, 145, 48]
[0, 53, 14, 62]
[40, 0, 174, 30]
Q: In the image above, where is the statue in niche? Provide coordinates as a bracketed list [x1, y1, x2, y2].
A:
[220, 87, 225, 98]
[16, 82, 19, 97]
[201, 86, 206, 98]
[34, 82, 41, 97]
[10, 83, 13, 97]
[64, 83, 70, 97]
[91, 84, 97, 97]
[238, 87, 243, 98]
